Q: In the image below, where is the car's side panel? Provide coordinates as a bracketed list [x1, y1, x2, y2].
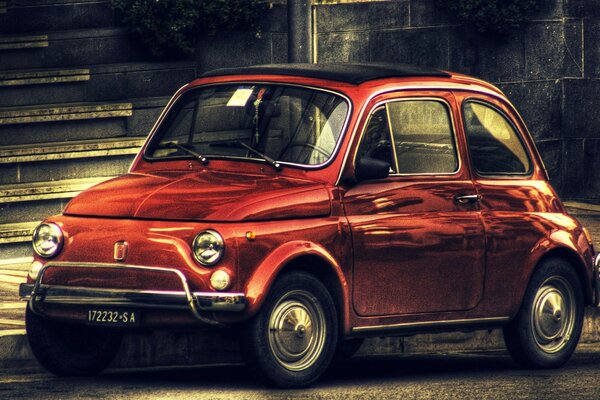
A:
[452, 90, 595, 317]
[345, 178, 486, 316]
[474, 180, 595, 316]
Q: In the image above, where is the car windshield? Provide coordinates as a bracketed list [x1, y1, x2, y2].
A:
[146, 83, 349, 167]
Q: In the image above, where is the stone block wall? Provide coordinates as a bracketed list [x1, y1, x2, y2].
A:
[312, 0, 593, 199]
[201, 0, 600, 201]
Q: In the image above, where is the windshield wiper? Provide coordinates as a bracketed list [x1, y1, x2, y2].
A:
[211, 140, 281, 171]
[164, 142, 208, 165]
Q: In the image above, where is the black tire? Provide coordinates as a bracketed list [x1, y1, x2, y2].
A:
[241, 271, 338, 388]
[333, 338, 365, 362]
[503, 258, 584, 368]
[26, 306, 123, 376]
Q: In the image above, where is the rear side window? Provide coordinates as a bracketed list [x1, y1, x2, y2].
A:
[463, 101, 531, 175]
[387, 100, 458, 174]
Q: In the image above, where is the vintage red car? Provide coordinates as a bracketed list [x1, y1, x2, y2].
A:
[20, 63, 600, 388]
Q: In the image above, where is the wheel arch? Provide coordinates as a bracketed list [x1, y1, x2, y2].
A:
[538, 248, 593, 304]
[244, 241, 351, 335]
[512, 246, 594, 318]
[279, 255, 348, 335]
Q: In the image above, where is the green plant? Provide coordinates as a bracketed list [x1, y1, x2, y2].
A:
[200, 0, 264, 36]
[447, 0, 543, 35]
[110, 0, 266, 58]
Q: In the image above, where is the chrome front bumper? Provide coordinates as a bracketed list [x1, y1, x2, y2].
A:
[19, 262, 246, 326]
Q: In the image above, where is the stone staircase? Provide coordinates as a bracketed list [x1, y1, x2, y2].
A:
[0, 0, 198, 259]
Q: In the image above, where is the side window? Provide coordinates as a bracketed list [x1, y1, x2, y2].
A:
[387, 100, 458, 174]
[463, 101, 531, 175]
[356, 107, 396, 173]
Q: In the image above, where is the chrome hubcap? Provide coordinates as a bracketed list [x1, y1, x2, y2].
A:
[268, 290, 326, 371]
[531, 276, 575, 353]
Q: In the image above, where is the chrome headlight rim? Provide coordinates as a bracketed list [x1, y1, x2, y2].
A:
[192, 229, 225, 266]
[32, 222, 64, 259]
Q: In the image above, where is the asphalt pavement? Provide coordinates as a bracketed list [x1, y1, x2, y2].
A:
[0, 350, 599, 399]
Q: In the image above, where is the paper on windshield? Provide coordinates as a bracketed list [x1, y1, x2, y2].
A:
[227, 88, 253, 107]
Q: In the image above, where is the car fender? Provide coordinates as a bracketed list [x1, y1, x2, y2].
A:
[509, 229, 594, 317]
[243, 240, 351, 333]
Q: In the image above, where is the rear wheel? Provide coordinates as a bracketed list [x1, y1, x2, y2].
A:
[26, 307, 123, 376]
[503, 258, 584, 368]
[241, 271, 338, 388]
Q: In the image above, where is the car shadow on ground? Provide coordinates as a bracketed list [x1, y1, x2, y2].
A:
[95, 353, 520, 389]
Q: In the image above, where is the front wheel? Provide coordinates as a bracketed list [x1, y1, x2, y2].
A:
[503, 258, 584, 368]
[241, 271, 338, 388]
[26, 307, 123, 376]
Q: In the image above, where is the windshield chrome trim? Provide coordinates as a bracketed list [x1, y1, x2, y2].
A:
[143, 82, 353, 171]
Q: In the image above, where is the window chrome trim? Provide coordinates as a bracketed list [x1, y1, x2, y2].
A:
[143, 81, 353, 171]
[335, 84, 511, 186]
[461, 98, 534, 178]
[352, 97, 462, 178]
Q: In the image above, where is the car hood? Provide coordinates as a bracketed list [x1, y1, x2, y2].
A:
[63, 171, 332, 222]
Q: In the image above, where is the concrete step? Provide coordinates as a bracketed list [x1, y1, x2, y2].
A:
[2, 198, 66, 226]
[0, 28, 151, 70]
[0, 137, 144, 185]
[0, 222, 37, 259]
[0, 137, 145, 164]
[0, 222, 38, 245]
[0, 176, 113, 204]
[0, 1, 115, 35]
[0, 34, 48, 50]
[0, 176, 113, 258]
[0, 68, 90, 87]
[0, 257, 31, 270]
[0, 97, 168, 146]
[0, 62, 196, 107]
[0, 101, 133, 125]
[0, 176, 114, 226]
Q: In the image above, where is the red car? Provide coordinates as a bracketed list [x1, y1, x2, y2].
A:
[20, 63, 600, 388]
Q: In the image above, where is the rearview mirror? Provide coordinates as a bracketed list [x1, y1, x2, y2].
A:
[355, 157, 390, 181]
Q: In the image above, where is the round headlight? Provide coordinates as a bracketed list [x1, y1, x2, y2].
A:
[192, 230, 224, 266]
[32, 223, 63, 258]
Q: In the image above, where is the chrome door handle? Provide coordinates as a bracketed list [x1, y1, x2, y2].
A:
[454, 194, 481, 204]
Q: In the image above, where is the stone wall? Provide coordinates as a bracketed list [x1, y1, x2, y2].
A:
[201, 0, 600, 201]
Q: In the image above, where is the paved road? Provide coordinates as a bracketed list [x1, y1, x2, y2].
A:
[0, 351, 599, 399]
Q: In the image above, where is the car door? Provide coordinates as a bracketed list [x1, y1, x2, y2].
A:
[344, 91, 486, 317]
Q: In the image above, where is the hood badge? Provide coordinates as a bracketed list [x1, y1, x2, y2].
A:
[114, 241, 128, 262]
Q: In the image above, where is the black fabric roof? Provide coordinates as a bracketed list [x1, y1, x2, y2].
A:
[200, 63, 451, 85]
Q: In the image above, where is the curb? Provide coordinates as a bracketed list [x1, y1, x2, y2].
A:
[564, 201, 600, 213]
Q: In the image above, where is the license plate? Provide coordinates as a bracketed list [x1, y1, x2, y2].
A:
[86, 308, 139, 326]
